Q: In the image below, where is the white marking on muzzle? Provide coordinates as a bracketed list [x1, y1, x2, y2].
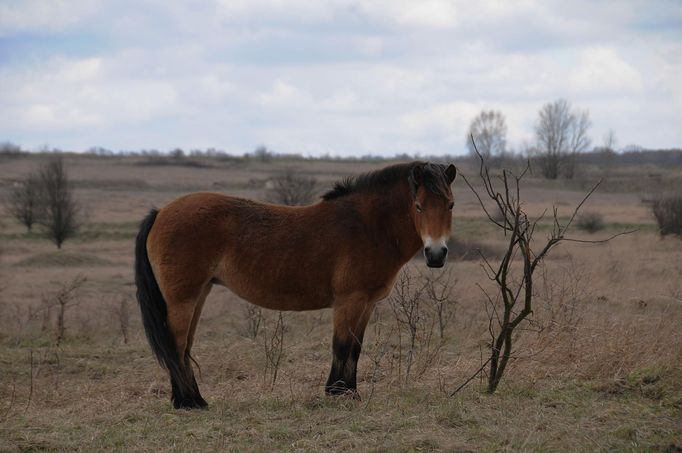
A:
[422, 236, 448, 250]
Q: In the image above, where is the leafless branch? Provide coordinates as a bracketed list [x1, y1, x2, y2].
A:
[451, 138, 630, 395]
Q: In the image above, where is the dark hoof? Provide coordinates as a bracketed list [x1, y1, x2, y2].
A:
[196, 395, 209, 409]
[325, 385, 361, 400]
[172, 395, 209, 410]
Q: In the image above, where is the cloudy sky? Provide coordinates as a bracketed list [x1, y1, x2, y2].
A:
[0, 0, 680, 156]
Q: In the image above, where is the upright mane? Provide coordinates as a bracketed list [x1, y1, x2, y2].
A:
[321, 161, 451, 201]
[321, 162, 417, 201]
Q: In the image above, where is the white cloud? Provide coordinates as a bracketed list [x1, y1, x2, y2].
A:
[56, 57, 102, 82]
[0, 0, 98, 35]
[257, 80, 307, 107]
[0, 0, 680, 153]
[1, 56, 182, 133]
[357, 0, 459, 28]
[400, 102, 479, 139]
[569, 47, 643, 95]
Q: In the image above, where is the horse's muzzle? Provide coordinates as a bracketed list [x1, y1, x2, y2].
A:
[424, 245, 448, 268]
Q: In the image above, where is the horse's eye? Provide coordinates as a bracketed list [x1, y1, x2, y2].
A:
[415, 203, 423, 213]
[447, 201, 454, 210]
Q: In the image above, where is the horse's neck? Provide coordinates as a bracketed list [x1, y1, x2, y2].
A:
[359, 189, 422, 263]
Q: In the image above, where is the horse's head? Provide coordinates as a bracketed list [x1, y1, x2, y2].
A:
[409, 162, 457, 268]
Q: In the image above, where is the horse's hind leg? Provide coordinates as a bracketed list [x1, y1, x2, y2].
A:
[166, 284, 211, 409]
[326, 296, 375, 398]
[183, 284, 212, 408]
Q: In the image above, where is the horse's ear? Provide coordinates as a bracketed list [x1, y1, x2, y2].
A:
[444, 164, 457, 184]
[411, 164, 424, 185]
[408, 164, 424, 197]
[445, 164, 457, 184]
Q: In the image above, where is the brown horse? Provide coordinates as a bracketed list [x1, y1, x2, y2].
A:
[135, 161, 457, 409]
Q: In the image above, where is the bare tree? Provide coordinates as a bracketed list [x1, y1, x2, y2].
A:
[466, 110, 507, 159]
[38, 157, 81, 249]
[253, 145, 273, 162]
[603, 129, 617, 152]
[0, 141, 22, 157]
[3, 174, 41, 232]
[534, 99, 592, 179]
[266, 168, 317, 206]
[595, 129, 618, 172]
[452, 140, 631, 395]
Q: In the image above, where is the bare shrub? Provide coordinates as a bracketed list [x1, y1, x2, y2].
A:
[652, 193, 682, 236]
[576, 211, 605, 233]
[243, 304, 263, 339]
[388, 268, 446, 384]
[111, 297, 131, 344]
[454, 141, 629, 394]
[3, 174, 42, 232]
[261, 312, 285, 388]
[266, 168, 317, 206]
[38, 157, 82, 248]
[42, 275, 86, 346]
[422, 269, 457, 339]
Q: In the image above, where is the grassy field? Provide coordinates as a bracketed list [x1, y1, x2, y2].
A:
[1, 154, 681, 451]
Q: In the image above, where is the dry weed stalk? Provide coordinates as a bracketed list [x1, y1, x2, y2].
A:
[244, 304, 263, 339]
[361, 318, 396, 409]
[455, 139, 632, 394]
[262, 312, 285, 388]
[111, 296, 131, 344]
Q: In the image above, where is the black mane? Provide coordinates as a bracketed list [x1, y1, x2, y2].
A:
[321, 161, 450, 201]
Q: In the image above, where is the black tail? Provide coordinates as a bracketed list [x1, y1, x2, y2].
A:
[135, 209, 193, 406]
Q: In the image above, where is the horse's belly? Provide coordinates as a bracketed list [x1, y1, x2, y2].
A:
[216, 261, 333, 311]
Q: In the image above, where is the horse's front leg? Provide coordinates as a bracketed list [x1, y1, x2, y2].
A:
[325, 295, 375, 398]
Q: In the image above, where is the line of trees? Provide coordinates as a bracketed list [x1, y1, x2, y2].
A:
[466, 98, 593, 179]
[3, 157, 82, 248]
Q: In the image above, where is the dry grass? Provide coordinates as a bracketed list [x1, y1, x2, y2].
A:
[1, 155, 681, 451]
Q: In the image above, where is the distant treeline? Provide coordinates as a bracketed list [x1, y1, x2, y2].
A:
[1, 141, 680, 167]
[575, 148, 682, 166]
